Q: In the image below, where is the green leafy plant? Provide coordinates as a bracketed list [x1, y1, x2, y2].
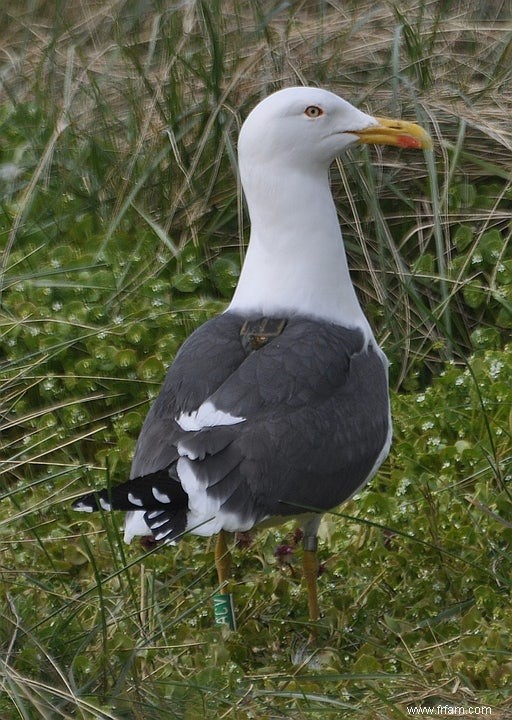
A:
[1, 1, 512, 718]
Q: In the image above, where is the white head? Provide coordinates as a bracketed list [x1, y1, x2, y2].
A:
[238, 87, 377, 174]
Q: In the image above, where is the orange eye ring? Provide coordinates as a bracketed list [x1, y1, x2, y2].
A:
[304, 105, 324, 118]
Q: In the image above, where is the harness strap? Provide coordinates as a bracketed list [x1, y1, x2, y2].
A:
[240, 317, 287, 354]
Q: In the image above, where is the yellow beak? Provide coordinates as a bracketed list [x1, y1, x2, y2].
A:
[350, 117, 433, 150]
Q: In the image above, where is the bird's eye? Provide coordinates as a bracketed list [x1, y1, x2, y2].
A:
[304, 105, 324, 118]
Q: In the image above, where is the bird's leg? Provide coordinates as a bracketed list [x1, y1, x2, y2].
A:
[213, 531, 236, 630]
[302, 534, 320, 622]
[214, 530, 232, 591]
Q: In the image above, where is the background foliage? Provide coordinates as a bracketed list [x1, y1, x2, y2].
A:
[1, 1, 511, 718]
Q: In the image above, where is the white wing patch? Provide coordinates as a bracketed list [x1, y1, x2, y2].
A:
[177, 456, 254, 536]
[176, 440, 201, 460]
[177, 400, 245, 432]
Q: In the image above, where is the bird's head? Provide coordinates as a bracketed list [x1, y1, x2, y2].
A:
[238, 86, 432, 173]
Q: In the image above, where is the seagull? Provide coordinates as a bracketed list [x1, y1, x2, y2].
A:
[73, 87, 431, 623]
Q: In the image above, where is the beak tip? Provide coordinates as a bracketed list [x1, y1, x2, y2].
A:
[356, 117, 433, 151]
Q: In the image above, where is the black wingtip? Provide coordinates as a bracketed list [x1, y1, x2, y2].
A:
[143, 507, 187, 544]
[71, 469, 189, 514]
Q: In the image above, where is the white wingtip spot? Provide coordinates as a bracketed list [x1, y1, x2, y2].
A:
[128, 492, 144, 507]
[149, 517, 168, 529]
[99, 498, 112, 511]
[73, 501, 94, 513]
[152, 487, 171, 503]
[154, 529, 169, 541]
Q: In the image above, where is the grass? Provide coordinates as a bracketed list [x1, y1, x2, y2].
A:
[1, 0, 512, 717]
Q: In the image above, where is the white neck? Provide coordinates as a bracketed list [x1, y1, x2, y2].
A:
[228, 161, 372, 338]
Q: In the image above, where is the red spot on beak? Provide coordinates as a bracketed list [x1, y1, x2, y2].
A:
[397, 135, 422, 149]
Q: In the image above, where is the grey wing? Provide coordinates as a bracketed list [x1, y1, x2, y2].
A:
[130, 313, 249, 477]
[177, 317, 391, 529]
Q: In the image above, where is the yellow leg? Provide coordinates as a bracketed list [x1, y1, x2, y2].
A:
[215, 530, 232, 592]
[302, 536, 319, 621]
